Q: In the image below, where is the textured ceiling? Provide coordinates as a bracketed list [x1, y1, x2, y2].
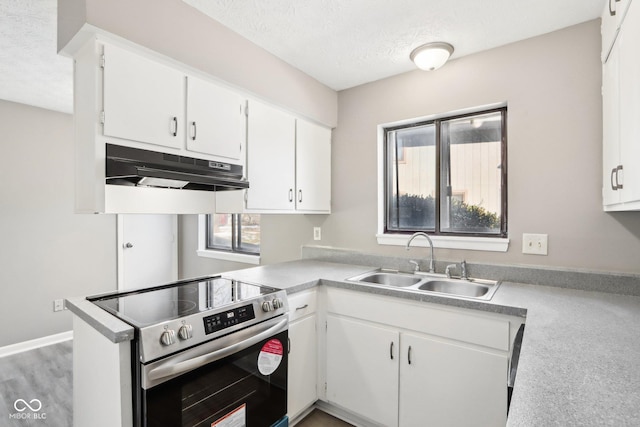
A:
[0, 0, 73, 113]
[183, 0, 604, 90]
[0, 0, 603, 114]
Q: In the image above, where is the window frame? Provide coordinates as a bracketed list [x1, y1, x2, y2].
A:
[197, 214, 261, 265]
[376, 104, 510, 252]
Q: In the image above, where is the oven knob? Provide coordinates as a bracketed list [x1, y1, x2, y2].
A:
[261, 301, 274, 312]
[160, 329, 176, 346]
[272, 298, 284, 309]
[178, 324, 193, 340]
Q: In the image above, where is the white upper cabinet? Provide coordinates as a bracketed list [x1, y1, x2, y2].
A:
[246, 99, 296, 211]
[618, 0, 640, 205]
[245, 99, 332, 213]
[602, 0, 640, 210]
[296, 120, 332, 212]
[103, 44, 185, 149]
[186, 77, 244, 161]
[103, 43, 246, 165]
[602, 0, 634, 60]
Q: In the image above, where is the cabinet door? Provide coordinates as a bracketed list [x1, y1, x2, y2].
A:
[326, 315, 399, 427]
[602, 0, 619, 63]
[399, 333, 507, 427]
[296, 120, 331, 212]
[246, 100, 295, 210]
[618, 1, 640, 204]
[602, 41, 621, 206]
[288, 315, 317, 419]
[186, 77, 244, 161]
[103, 44, 185, 149]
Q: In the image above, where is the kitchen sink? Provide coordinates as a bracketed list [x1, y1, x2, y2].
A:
[417, 279, 492, 298]
[347, 269, 501, 301]
[356, 272, 423, 287]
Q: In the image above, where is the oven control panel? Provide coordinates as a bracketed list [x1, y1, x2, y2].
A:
[203, 304, 256, 335]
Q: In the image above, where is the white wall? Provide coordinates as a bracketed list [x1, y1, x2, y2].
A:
[323, 20, 640, 274]
[0, 100, 117, 347]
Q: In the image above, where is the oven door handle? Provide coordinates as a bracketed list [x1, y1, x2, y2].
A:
[146, 317, 288, 385]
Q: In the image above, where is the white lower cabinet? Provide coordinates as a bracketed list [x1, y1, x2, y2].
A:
[287, 290, 318, 421]
[399, 333, 507, 427]
[326, 315, 399, 427]
[323, 288, 513, 427]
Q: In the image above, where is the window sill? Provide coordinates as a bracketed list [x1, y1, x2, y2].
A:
[376, 233, 509, 252]
[196, 249, 261, 265]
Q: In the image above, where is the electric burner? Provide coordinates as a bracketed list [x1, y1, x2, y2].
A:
[89, 275, 288, 363]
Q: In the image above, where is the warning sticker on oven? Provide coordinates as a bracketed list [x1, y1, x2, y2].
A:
[257, 338, 283, 375]
[211, 403, 246, 427]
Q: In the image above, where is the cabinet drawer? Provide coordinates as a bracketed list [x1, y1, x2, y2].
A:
[288, 290, 317, 322]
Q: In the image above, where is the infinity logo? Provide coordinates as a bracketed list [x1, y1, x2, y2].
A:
[13, 399, 42, 412]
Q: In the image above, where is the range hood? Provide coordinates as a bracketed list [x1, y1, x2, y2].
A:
[105, 143, 249, 192]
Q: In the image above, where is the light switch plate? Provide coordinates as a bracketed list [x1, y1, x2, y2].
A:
[522, 233, 548, 255]
[313, 227, 322, 241]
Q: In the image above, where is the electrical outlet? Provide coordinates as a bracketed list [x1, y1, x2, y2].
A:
[53, 299, 65, 312]
[313, 227, 322, 241]
[522, 233, 548, 255]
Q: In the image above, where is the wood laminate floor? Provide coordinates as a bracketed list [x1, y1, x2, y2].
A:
[0, 341, 353, 427]
[0, 340, 73, 427]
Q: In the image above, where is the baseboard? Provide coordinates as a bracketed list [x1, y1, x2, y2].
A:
[0, 331, 73, 358]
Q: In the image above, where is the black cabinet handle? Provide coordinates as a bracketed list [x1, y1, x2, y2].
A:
[191, 121, 197, 141]
[408, 345, 412, 365]
[171, 117, 178, 137]
[390, 342, 394, 360]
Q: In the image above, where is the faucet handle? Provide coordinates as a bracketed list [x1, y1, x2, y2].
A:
[460, 260, 468, 280]
[408, 260, 420, 272]
[445, 264, 457, 279]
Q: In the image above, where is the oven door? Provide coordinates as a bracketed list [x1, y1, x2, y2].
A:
[139, 316, 288, 427]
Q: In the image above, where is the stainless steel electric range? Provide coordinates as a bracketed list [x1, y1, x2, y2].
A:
[89, 276, 289, 427]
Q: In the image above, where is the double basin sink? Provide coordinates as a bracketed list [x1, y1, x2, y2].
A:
[347, 269, 501, 301]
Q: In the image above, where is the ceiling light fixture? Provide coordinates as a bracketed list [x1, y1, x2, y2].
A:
[410, 42, 454, 71]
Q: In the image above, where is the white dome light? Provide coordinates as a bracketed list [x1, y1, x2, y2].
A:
[410, 42, 455, 71]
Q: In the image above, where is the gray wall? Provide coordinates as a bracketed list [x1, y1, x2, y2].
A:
[322, 20, 640, 274]
[0, 100, 116, 347]
[179, 20, 640, 278]
[178, 214, 327, 279]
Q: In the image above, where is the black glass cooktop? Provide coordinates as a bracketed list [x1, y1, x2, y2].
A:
[90, 277, 277, 328]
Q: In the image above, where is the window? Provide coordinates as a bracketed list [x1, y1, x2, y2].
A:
[204, 213, 261, 256]
[384, 108, 507, 238]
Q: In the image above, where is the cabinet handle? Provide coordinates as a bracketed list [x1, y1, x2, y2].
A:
[611, 167, 618, 191]
[289, 189, 293, 202]
[295, 304, 309, 311]
[171, 117, 178, 137]
[408, 345, 412, 365]
[191, 121, 197, 141]
[287, 337, 291, 354]
[390, 342, 394, 360]
[616, 165, 624, 190]
[298, 189, 303, 203]
[609, 0, 621, 16]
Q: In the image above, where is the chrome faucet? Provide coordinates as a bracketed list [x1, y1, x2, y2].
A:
[405, 232, 435, 273]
